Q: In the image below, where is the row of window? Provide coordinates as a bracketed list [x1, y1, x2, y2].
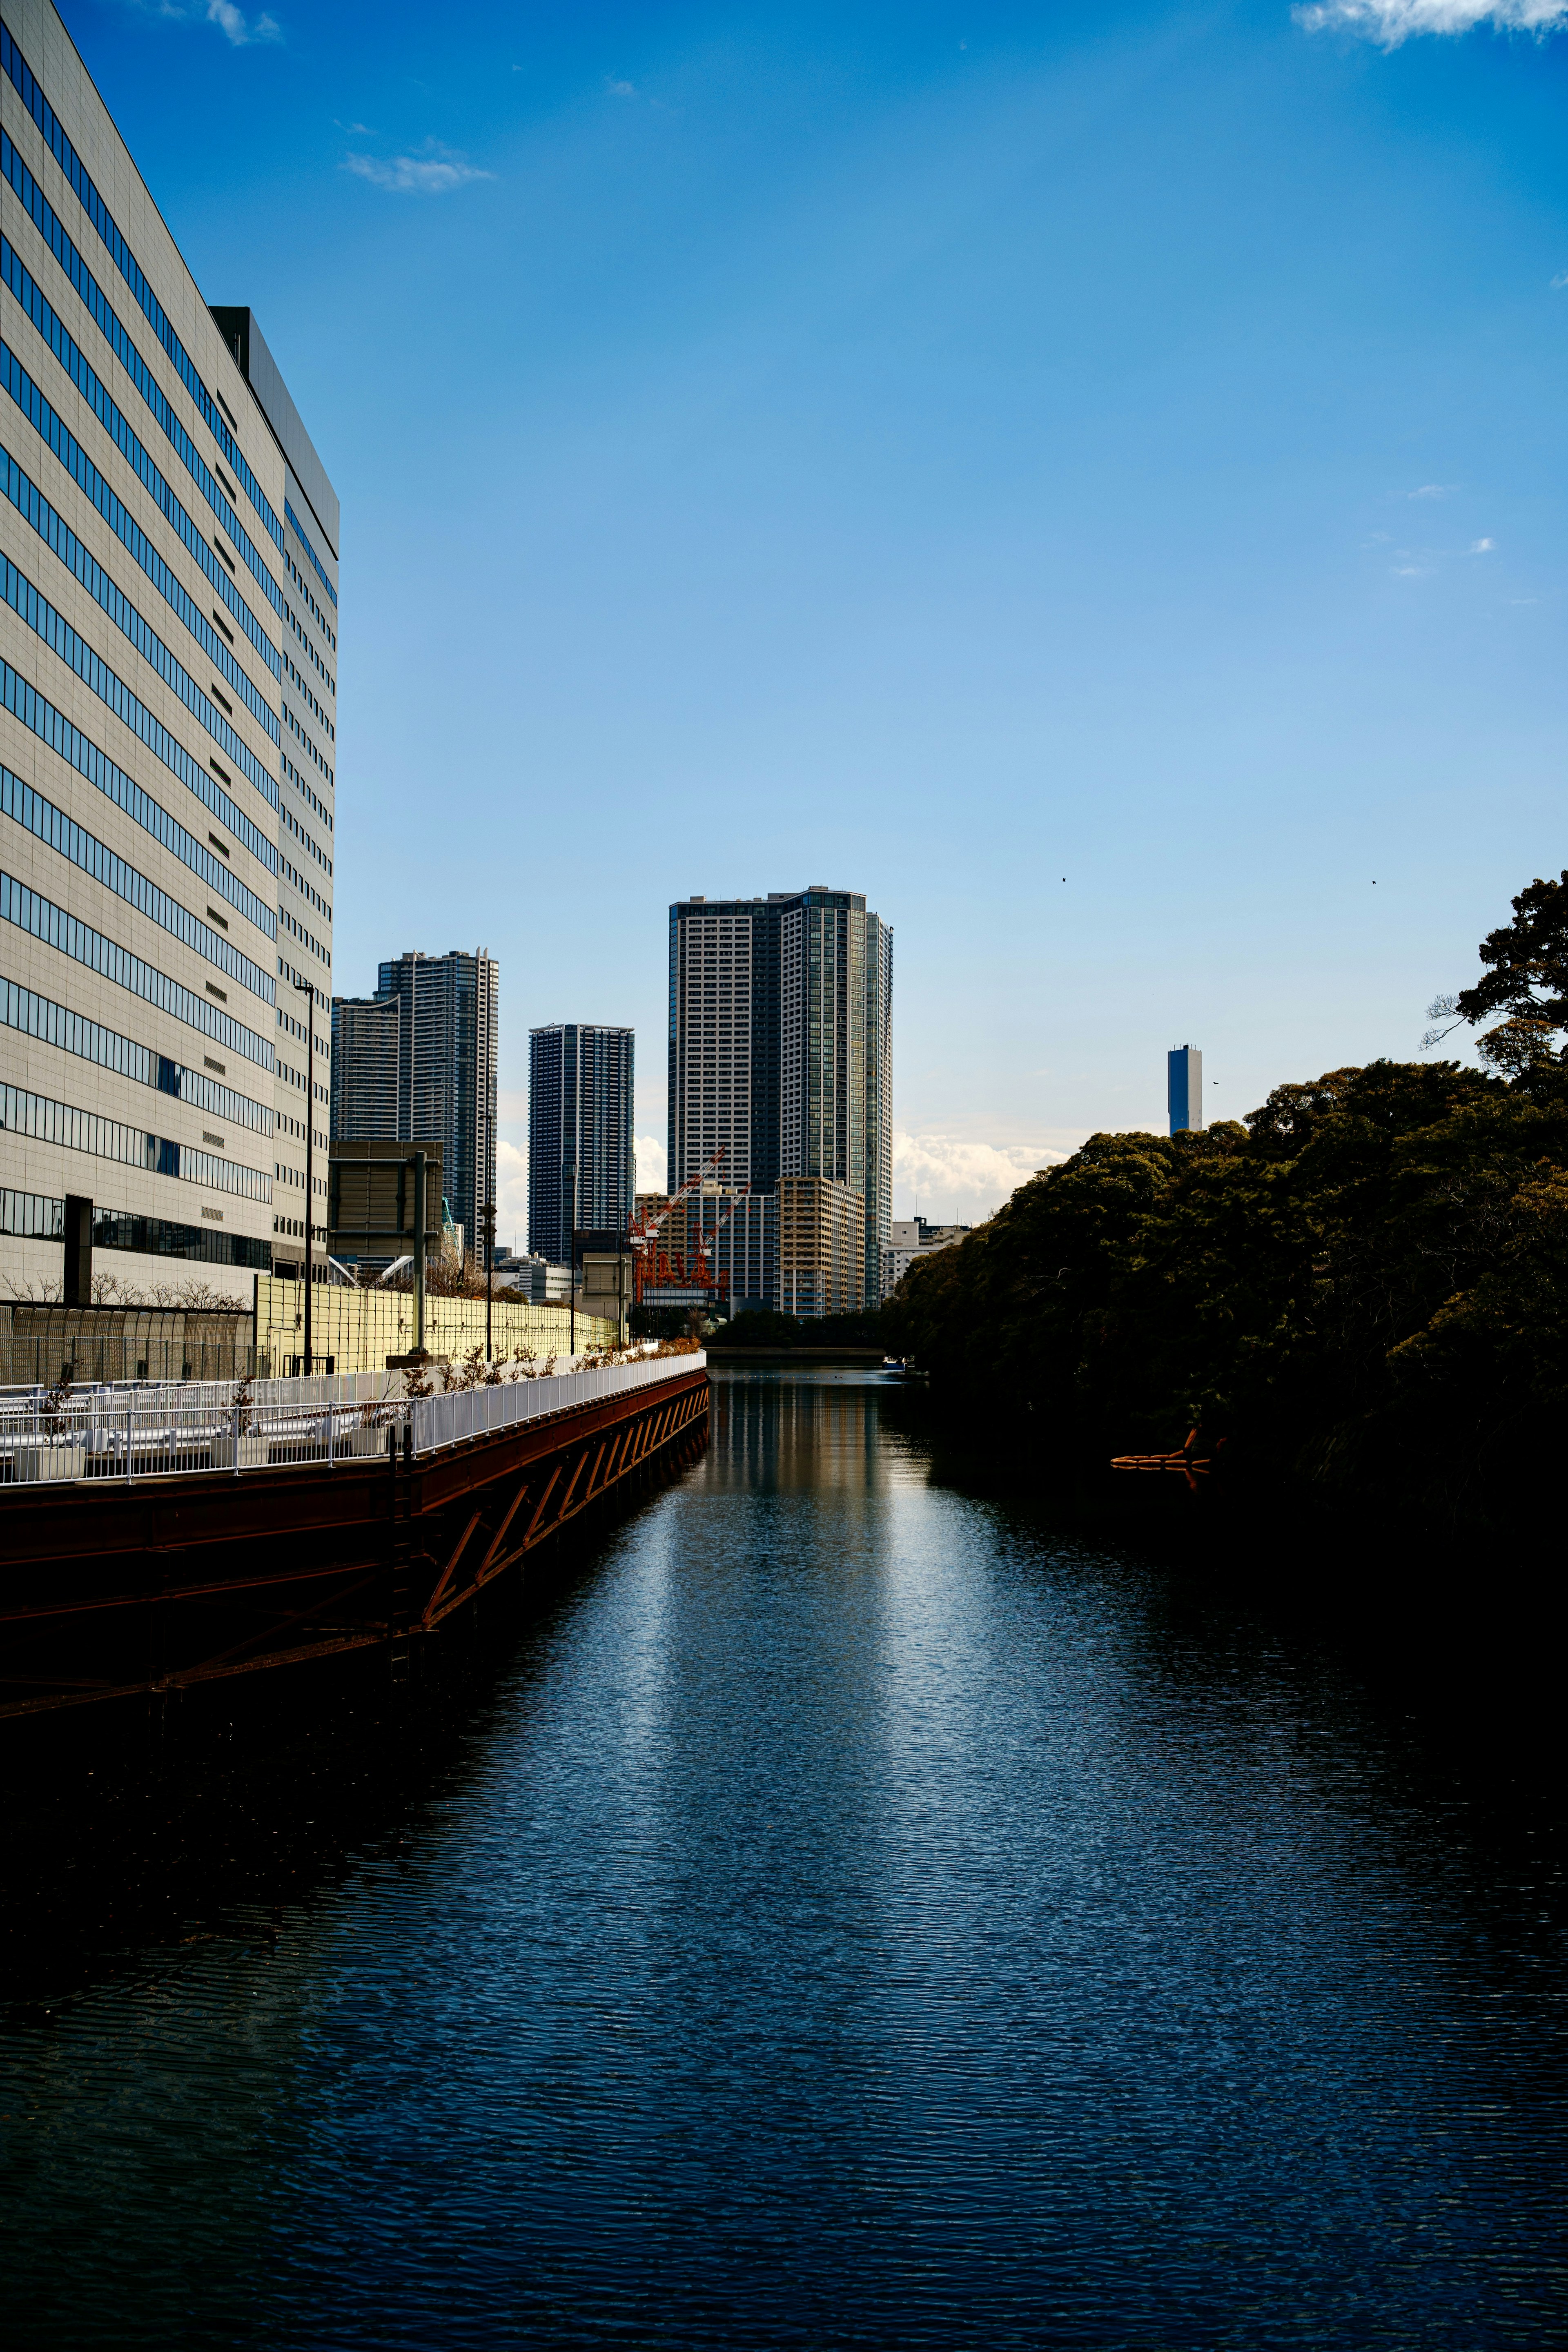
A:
[0, 972, 273, 1133]
[280, 854, 330, 924]
[285, 654, 333, 740]
[0, 309, 278, 682]
[280, 796, 330, 879]
[277, 906, 329, 970]
[2, 339, 280, 730]
[284, 694, 332, 786]
[282, 757, 333, 836]
[284, 503, 338, 617]
[0, 870, 273, 1069]
[1, 604, 277, 879]
[0, 1080, 269, 1201]
[2, 768, 274, 1003]
[0, 712, 271, 949]
[0, 1183, 270, 1264]
[3, 461, 279, 811]
[0, 141, 283, 622]
[0, 24, 287, 567]
[276, 1002, 330, 1059]
[285, 594, 334, 693]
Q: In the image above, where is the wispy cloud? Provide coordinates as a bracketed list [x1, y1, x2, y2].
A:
[1407, 483, 1454, 500]
[1296, 1, 1568, 44]
[607, 78, 637, 97]
[1392, 563, 1431, 576]
[1470, 536, 1496, 552]
[133, 0, 281, 44]
[343, 140, 492, 195]
[1553, 270, 1568, 288]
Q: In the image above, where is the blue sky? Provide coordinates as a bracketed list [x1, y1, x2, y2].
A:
[61, 0, 1568, 1236]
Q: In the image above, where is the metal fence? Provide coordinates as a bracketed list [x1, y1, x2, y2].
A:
[0, 1353, 705, 1486]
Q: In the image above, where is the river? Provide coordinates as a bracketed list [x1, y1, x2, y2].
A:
[2, 1367, 1565, 2348]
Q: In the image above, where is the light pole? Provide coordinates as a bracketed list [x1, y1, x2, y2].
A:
[294, 980, 315, 1377]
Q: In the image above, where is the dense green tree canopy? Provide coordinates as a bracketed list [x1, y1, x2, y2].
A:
[884, 922, 1568, 1531]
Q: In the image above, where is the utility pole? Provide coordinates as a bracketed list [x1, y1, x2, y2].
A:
[483, 1196, 496, 1362]
[294, 980, 315, 1378]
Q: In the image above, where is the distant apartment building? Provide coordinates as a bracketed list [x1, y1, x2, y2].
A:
[330, 996, 398, 1139]
[0, 0, 339, 1304]
[777, 1177, 864, 1319]
[1168, 1044, 1203, 1135]
[882, 1216, 971, 1296]
[331, 952, 497, 1265]
[668, 887, 892, 1314]
[528, 1022, 634, 1265]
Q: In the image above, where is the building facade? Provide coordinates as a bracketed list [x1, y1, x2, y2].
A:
[881, 1216, 971, 1297]
[0, 0, 337, 1305]
[667, 887, 891, 1314]
[1168, 1044, 1203, 1135]
[528, 1020, 634, 1265]
[355, 950, 498, 1265]
[777, 1176, 864, 1319]
[330, 995, 398, 1141]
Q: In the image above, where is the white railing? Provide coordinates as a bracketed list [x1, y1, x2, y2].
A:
[0, 1353, 705, 1488]
[408, 1352, 704, 1456]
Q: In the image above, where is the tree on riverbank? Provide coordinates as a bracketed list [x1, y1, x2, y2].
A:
[883, 880, 1568, 1532]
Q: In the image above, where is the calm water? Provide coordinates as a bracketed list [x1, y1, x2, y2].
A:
[2, 1369, 1565, 2348]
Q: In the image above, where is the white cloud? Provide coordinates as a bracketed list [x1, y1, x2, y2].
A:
[1470, 536, 1496, 552]
[1392, 563, 1430, 575]
[607, 78, 637, 96]
[892, 1130, 1066, 1223]
[343, 140, 492, 194]
[1296, 1, 1568, 43]
[1552, 270, 1568, 288]
[635, 1135, 668, 1194]
[496, 1139, 528, 1241]
[205, 0, 279, 41]
[1407, 483, 1454, 499]
[129, 0, 281, 40]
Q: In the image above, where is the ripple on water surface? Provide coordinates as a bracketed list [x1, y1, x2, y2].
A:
[2, 1368, 1565, 2348]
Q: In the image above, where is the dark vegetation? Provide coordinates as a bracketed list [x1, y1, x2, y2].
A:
[883, 873, 1568, 1535]
[716, 1309, 886, 1348]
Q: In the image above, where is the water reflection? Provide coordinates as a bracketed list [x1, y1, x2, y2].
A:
[2, 1369, 1564, 2349]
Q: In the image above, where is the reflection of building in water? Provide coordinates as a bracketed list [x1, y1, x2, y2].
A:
[709, 1371, 893, 1493]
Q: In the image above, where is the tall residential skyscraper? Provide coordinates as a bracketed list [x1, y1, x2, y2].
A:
[344, 951, 498, 1260]
[528, 1022, 635, 1265]
[1168, 1045, 1203, 1134]
[0, 0, 337, 1303]
[668, 888, 893, 1307]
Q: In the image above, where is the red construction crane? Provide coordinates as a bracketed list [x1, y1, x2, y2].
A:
[630, 1147, 731, 1303]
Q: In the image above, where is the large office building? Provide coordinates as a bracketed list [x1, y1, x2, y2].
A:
[331, 950, 498, 1262]
[668, 888, 892, 1312]
[528, 1021, 635, 1265]
[0, 0, 337, 1304]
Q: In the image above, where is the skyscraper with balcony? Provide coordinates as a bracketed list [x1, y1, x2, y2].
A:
[528, 1021, 635, 1265]
[0, 0, 337, 1303]
[668, 888, 892, 1310]
[353, 950, 499, 1262]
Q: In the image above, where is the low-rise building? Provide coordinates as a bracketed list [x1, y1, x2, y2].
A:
[882, 1216, 971, 1296]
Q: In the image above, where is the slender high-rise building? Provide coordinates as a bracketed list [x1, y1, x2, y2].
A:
[1168, 1044, 1203, 1134]
[668, 888, 892, 1310]
[528, 1022, 635, 1265]
[0, 0, 337, 1303]
[352, 951, 498, 1261]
